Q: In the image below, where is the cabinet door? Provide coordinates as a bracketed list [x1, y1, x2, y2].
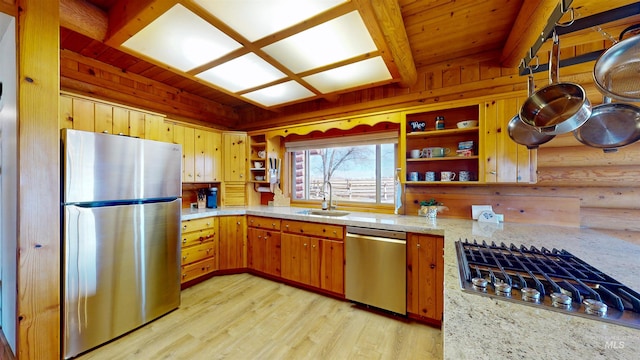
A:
[129, 110, 145, 138]
[112, 107, 130, 136]
[320, 239, 344, 294]
[281, 233, 302, 283]
[247, 227, 267, 272]
[407, 234, 444, 322]
[223, 132, 247, 182]
[174, 124, 196, 183]
[72, 97, 95, 132]
[483, 97, 536, 183]
[94, 103, 113, 134]
[218, 215, 246, 270]
[210, 131, 223, 181]
[265, 231, 281, 277]
[144, 114, 163, 141]
[194, 129, 207, 182]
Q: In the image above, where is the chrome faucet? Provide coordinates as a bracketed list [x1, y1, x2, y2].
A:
[323, 181, 335, 210]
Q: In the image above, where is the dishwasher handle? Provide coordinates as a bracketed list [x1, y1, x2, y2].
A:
[346, 226, 406, 241]
[346, 232, 406, 245]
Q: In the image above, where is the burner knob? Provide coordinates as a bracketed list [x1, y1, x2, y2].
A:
[494, 282, 512, 296]
[521, 287, 541, 303]
[471, 277, 488, 291]
[550, 292, 572, 308]
[583, 299, 607, 317]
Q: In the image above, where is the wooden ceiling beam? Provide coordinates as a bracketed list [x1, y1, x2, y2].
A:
[370, 0, 417, 87]
[59, 0, 108, 41]
[500, 0, 558, 68]
[104, 0, 176, 47]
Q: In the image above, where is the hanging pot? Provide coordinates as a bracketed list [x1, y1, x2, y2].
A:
[520, 31, 592, 135]
[593, 24, 640, 102]
[573, 97, 640, 153]
[508, 71, 555, 149]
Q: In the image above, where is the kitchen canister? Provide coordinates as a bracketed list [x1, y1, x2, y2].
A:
[409, 172, 419, 181]
[459, 171, 471, 182]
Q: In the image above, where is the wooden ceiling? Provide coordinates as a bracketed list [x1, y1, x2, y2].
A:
[59, 0, 640, 122]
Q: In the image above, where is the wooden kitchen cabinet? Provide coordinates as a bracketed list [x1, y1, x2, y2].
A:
[180, 217, 218, 286]
[247, 216, 281, 277]
[407, 233, 444, 324]
[482, 95, 536, 183]
[223, 132, 247, 182]
[403, 104, 480, 183]
[195, 128, 222, 182]
[218, 215, 247, 270]
[281, 220, 344, 295]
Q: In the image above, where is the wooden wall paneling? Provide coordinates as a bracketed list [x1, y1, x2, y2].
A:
[581, 207, 640, 232]
[71, 96, 94, 131]
[404, 189, 581, 227]
[538, 143, 640, 167]
[536, 166, 640, 187]
[17, 0, 61, 357]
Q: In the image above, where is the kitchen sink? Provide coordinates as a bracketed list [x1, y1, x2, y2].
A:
[298, 209, 350, 217]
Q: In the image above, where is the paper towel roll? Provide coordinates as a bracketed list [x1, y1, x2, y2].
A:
[257, 186, 272, 192]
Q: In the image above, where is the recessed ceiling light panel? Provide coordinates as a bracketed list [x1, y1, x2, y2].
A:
[122, 4, 242, 71]
[262, 10, 378, 74]
[242, 81, 315, 107]
[196, 53, 287, 93]
[303, 56, 392, 93]
[194, 0, 347, 42]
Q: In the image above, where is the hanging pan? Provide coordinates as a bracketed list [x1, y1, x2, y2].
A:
[520, 31, 592, 135]
[573, 96, 640, 153]
[508, 70, 555, 149]
[593, 24, 640, 102]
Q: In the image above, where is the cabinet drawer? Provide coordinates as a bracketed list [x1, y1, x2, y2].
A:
[181, 258, 216, 283]
[182, 217, 217, 233]
[181, 242, 216, 265]
[282, 220, 344, 240]
[182, 228, 216, 248]
[247, 216, 281, 230]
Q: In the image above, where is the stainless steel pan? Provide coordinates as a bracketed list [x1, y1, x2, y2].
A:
[520, 31, 591, 135]
[573, 97, 640, 153]
[593, 24, 640, 102]
[508, 72, 555, 149]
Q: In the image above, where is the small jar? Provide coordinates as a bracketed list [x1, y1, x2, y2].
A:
[435, 116, 445, 130]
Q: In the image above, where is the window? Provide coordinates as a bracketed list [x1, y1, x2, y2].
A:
[286, 132, 397, 205]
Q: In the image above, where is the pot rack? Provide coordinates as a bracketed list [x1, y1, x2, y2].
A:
[518, 1, 640, 75]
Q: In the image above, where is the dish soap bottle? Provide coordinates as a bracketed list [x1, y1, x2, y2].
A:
[322, 196, 328, 210]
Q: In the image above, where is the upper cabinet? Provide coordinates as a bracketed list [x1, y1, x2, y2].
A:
[403, 104, 481, 183]
[173, 123, 223, 183]
[223, 132, 247, 182]
[401, 95, 536, 185]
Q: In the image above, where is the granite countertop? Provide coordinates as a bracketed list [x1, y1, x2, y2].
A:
[183, 206, 640, 359]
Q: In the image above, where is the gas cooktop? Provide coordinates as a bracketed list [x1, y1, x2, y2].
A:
[455, 239, 640, 330]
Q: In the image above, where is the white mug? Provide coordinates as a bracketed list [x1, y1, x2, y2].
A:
[409, 172, 419, 181]
[459, 170, 471, 182]
[425, 171, 436, 181]
[257, 150, 266, 158]
[410, 149, 421, 159]
[440, 171, 456, 181]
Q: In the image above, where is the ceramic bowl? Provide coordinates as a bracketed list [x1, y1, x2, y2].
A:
[457, 120, 478, 128]
[255, 175, 265, 181]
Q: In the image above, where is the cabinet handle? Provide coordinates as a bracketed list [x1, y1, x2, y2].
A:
[430, 264, 436, 269]
[312, 244, 316, 249]
[490, 171, 497, 175]
[417, 243, 421, 248]
[197, 173, 201, 178]
[182, 273, 187, 278]
[239, 174, 243, 178]
[272, 223, 276, 228]
[183, 256, 187, 260]
[237, 221, 241, 225]
[183, 225, 187, 230]
[257, 235, 262, 239]
[207, 222, 211, 226]
[333, 230, 337, 235]
[182, 239, 187, 244]
[285, 224, 289, 228]
[304, 243, 308, 247]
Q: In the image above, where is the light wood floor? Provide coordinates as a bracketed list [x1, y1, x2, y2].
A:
[78, 274, 442, 360]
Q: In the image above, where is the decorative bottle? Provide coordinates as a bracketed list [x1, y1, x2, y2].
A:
[435, 116, 445, 130]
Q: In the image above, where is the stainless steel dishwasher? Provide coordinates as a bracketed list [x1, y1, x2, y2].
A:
[345, 226, 407, 314]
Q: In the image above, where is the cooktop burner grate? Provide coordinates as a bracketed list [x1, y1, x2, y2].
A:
[456, 239, 640, 330]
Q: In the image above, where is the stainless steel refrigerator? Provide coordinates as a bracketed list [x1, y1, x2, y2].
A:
[61, 129, 182, 359]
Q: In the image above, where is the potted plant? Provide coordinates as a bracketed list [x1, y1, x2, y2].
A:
[418, 198, 447, 218]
